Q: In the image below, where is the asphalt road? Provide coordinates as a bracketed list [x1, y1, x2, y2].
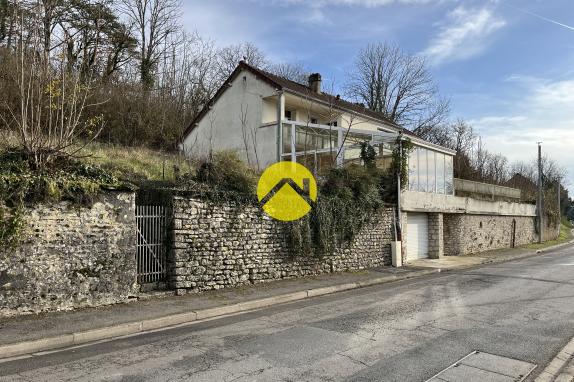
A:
[1, 246, 574, 382]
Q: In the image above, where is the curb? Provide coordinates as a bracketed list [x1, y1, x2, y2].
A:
[1, 242, 571, 361]
[0, 269, 438, 360]
[535, 336, 574, 382]
[535, 240, 574, 254]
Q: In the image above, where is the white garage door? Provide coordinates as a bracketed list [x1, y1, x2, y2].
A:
[407, 213, 429, 261]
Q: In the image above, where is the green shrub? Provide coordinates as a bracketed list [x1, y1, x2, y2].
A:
[0, 150, 129, 206]
[191, 151, 258, 195]
[289, 164, 384, 257]
[0, 149, 132, 249]
[0, 205, 25, 249]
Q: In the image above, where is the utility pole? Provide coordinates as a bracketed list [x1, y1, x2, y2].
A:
[396, 132, 403, 241]
[537, 142, 543, 243]
[557, 178, 561, 237]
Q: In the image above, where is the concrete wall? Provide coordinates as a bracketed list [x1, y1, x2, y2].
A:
[454, 178, 521, 201]
[0, 192, 138, 317]
[401, 191, 543, 257]
[443, 214, 537, 256]
[183, 68, 279, 169]
[402, 190, 536, 217]
[169, 196, 394, 293]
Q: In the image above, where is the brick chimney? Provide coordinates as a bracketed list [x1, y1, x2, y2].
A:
[308, 73, 322, 94]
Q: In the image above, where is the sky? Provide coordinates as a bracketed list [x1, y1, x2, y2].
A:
[182, 0, 574, 188]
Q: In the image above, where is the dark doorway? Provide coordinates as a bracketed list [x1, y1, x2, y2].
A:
[511, 219, 517, 248]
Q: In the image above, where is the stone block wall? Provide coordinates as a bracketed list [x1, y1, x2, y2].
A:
[0, 192, 138, 317]
[443, 214, 537, 256]
[428, 213, 444, 259]
[541, 216, 560, 243]
[169, 196, 394, 293]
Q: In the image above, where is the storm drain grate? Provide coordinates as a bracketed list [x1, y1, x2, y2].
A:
[426, 351, 537, 382]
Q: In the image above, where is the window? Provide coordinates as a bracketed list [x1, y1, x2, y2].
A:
[292, 126, 337, 153]
[408, 147, 453, 195]
[409, 148, 418, 191]
[436, 153, 445, 194]
[427, 150, 436, 193]
[310, 117, 318, 124]
[445, 155, 454, 195]
[285, 110, 294, 121]
[418, 148, 428, 192]
[282, 125, 291, 154]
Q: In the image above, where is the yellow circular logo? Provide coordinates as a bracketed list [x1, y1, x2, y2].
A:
[257, 161, 318, 221]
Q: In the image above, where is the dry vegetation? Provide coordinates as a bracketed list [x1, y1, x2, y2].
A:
[81, 143, 193, 182]
[525, 218, 573, 250]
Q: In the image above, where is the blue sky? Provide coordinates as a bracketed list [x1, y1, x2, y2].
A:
[182, 0, 574, 188]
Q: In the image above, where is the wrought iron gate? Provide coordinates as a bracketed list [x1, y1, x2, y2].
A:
[136, 205, 167, 285]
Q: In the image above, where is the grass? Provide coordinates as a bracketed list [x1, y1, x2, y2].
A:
[525, 219, 573, 250]
[80, 143, 193, 182]
[1, 129, 194, 182]
[0, 132, 193, 182]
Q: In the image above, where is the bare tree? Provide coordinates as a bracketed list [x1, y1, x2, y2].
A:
[239, 103, 253, 167]
[510, 161, 535, 180]
[2, 6, 103, 168]
[267, 62, 308, 83]
[215, 41, 267, 84]
[120, 0, 181, 89]
[0, 0, 17, 48]
[160, 31, 218, 117]
[345, 42, 449, 132]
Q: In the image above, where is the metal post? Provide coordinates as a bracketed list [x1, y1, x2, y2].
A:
[291, 122, 296, 163]
[397, 133, 403, 241]
[336, 126, 343, 168]
[557, 179, 561, 237]
[276, 91, 284, 163]
[537, 143, 543, 243]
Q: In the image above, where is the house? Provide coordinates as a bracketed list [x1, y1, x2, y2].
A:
[181, 61, 456, 187]
[181, 61, 545, 262]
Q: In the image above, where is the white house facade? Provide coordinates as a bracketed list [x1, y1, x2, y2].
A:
[181, 61, 456, 178]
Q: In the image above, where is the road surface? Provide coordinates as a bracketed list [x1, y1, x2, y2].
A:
[1, 246, 573, 381]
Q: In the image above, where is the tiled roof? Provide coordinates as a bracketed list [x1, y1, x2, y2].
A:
[182, 61, 419, 140]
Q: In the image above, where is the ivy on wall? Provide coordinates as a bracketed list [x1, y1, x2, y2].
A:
[287, 164, 384, 257]
[392, 136, 413, 190]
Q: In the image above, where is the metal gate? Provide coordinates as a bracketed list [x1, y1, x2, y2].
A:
[136, 205, 167, 286]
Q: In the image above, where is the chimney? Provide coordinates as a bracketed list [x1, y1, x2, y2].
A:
[308, 73, 322, 94]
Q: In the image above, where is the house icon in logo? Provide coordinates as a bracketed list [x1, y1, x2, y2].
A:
[257, 162, 317, 221]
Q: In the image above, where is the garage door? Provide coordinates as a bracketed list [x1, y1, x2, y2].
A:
[407, 213, 429, 260]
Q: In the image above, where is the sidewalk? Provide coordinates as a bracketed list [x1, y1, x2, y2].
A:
[0, 240, 572, 359]
[535, 335, 574, 382]
[555, 357, 574, 382]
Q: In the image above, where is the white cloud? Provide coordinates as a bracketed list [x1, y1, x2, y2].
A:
[295, 6, 332, 25]
[468, 77, 574, 187]
[422, 6, 506, 65]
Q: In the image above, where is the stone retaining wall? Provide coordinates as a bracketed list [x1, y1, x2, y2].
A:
[0, 192, 137, 317]
[443, 214, 537, 256]
[169, 196, 394, 293]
